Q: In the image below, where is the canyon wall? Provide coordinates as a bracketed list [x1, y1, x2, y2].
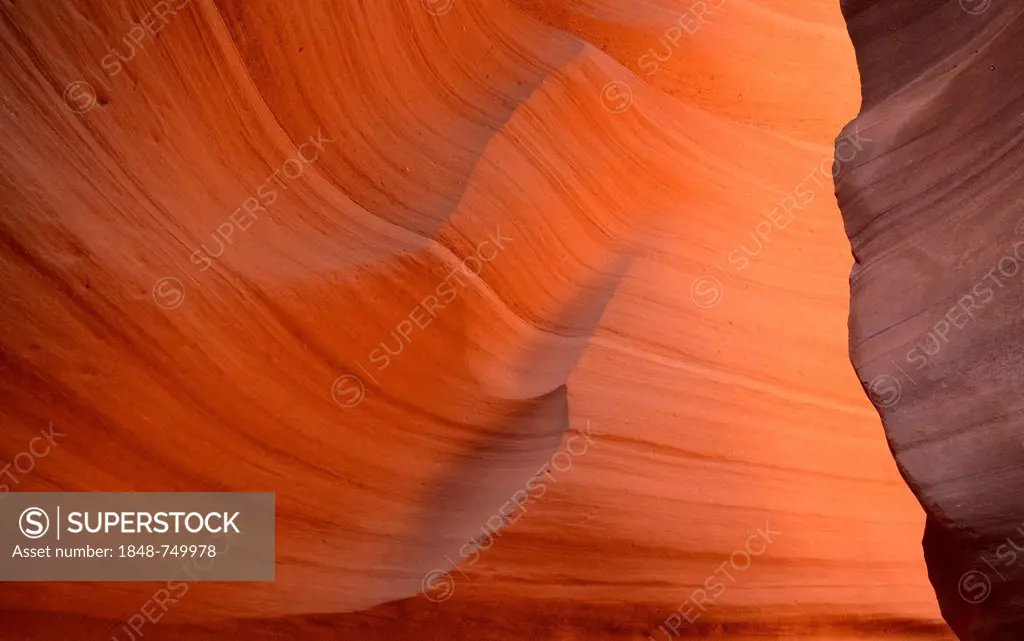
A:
[0, 0, 977, 638]
[839, 1, 1024, 639]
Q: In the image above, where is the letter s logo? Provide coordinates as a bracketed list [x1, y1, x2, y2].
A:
[19, 507, 49, 539]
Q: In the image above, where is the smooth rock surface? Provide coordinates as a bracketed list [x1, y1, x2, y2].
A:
[839, 1, 1024, 639]
[0, 0, 960, 638]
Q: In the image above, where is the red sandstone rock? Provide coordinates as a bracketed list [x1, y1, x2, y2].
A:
[0, 0, 957, 638]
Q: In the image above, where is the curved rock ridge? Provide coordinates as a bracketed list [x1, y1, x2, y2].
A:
[0, 0, 952, 638]
[838, 1, 1024, 639]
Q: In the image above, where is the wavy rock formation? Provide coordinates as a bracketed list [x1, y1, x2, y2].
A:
[0, 0, 963, 638]
[839, 1, 1024, 639]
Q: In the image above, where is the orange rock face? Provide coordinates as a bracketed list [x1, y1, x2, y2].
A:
[0, 0, 956, 638]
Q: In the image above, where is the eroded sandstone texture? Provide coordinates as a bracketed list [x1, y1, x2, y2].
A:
[0, 0, 967, 638]
[839, 1, 1024, 639]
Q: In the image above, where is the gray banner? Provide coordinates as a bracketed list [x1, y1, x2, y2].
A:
[0, 492, 274, 581]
